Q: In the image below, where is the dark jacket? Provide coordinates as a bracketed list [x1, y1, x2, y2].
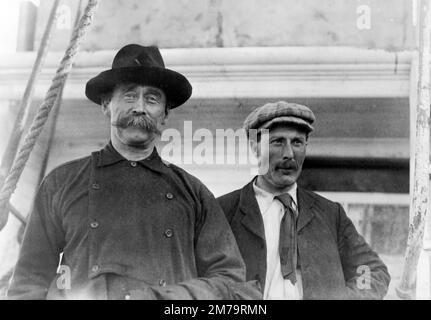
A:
[217, 180, 390, 300]
[7, 143, 261, 300]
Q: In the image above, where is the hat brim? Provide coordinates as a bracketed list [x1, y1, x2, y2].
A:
[85, 66, 192, 108]
[260, 116, 314, 133]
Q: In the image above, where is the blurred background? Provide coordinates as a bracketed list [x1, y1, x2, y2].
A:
[0, 0, 423, 299]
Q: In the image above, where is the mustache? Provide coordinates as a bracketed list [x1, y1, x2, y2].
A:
[276, 160, 298, 170]
[112, 113, 161, 135]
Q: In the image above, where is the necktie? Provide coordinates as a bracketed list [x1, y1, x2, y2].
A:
[275, 193, 298, 285]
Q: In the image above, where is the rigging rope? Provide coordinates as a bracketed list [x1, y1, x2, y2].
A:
[0, 0, 61, 225]
[0, 0, 100, 231]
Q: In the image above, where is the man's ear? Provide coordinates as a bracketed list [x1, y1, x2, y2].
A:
[161, 107, 170, 125]
[101, 98, 111, 117]
[161, 116, 168, 126]
[249, 139, 260, 158]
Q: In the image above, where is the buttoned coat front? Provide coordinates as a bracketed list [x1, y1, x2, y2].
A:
[7, 144, 260, 300]
[217, 180, 390, 300]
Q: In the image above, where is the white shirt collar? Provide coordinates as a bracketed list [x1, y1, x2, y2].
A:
[253, 179, 298, 213]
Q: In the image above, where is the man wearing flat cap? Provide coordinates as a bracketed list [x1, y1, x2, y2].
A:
[217, 101, 390, 300]
[7, 44, 260, 300]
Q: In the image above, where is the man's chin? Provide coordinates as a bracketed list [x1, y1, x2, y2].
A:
[126, 140, 152, 148]
[274, 174, 297, 188]
[119, 132, 157, 148]
[130, 134, 157, 144]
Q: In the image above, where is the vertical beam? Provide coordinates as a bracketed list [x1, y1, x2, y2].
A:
[397, 0, 431, 300]
[416, 178, 431, 299]
[16, 1, 38, 51]
[414, 0, 431, 298]
[409, 58, 419, 229]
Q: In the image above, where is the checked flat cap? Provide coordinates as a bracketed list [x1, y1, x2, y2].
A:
[243, 101, 315, 134]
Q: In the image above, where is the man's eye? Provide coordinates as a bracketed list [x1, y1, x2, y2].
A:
[292, 140, 304, 146]
[124, 93, 137, 100]
[146, 95, 159, 103]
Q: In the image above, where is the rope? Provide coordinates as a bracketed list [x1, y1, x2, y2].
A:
[8, 203, 26, 225]
[0, 0, 100, 231]
[0, 0, 61, 227]
[0, 0, 60, 180]
[37, 0, 85, 188]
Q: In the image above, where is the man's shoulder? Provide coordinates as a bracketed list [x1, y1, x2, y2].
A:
[217, 188, 243, 206]
[298, 188, 342, 217]
[299, 188, 337, 204]
[161, 160, 198, 181]
[159, 159, 211, 194]
[43, 155, 92, 185]
[216, 187, 246, 218]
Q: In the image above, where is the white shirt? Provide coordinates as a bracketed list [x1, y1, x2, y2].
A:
[253, 181, 303, 300]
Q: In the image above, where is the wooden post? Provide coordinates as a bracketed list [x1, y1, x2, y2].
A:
[416, 182, 431, 299]
[397, 0, 431, 300]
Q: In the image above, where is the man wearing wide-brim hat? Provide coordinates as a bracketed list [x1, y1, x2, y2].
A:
[7, 44, 260, 300]
[217, 101, 390, 299]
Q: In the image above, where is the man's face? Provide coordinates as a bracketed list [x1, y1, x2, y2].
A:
[102, 83, 167, 148]
[252, 124, 307, 190]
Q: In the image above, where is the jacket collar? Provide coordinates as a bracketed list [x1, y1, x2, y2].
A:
[96, 141, 166, 174]
[238, 179, 266, 241]
[296, 187, 317, 232]
[238, 178, 317, 239]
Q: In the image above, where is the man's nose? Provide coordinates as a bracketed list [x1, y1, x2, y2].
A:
[282, 143, 294, 159]
[132, 96, 147, 114]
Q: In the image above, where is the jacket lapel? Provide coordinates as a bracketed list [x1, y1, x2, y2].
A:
[238, 181, 266, 241]
[236, 183, 316, 240]
[297, 187, 316, 232]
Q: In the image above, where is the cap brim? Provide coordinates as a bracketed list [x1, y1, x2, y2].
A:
[260, 116, 314, 133]
[85, 66, 192, 108]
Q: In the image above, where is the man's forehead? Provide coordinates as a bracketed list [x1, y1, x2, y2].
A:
[114, 83, 165, 95]
[268, 124, 308, 137]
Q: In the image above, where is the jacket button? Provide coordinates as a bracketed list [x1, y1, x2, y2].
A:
[166, 193, 173, 200]
[130, 161, 137, 167]
[91, 265, 100, 273]
[90, 221, 99, 229]
[164, 229, 173, 238]
[159, 279, 166, 287]
[92, 183, 100, 190]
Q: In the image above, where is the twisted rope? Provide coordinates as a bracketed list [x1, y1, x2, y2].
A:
[0, 0, 60, 226]
[0, 0, 60, 180]
[0, 0, 100, 230]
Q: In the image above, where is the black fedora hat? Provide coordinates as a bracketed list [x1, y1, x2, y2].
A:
[85, 44, 192, 108]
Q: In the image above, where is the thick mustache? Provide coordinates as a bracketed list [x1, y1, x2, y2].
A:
[276, 161, 297, 170]
[112, 114, 158, 133]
